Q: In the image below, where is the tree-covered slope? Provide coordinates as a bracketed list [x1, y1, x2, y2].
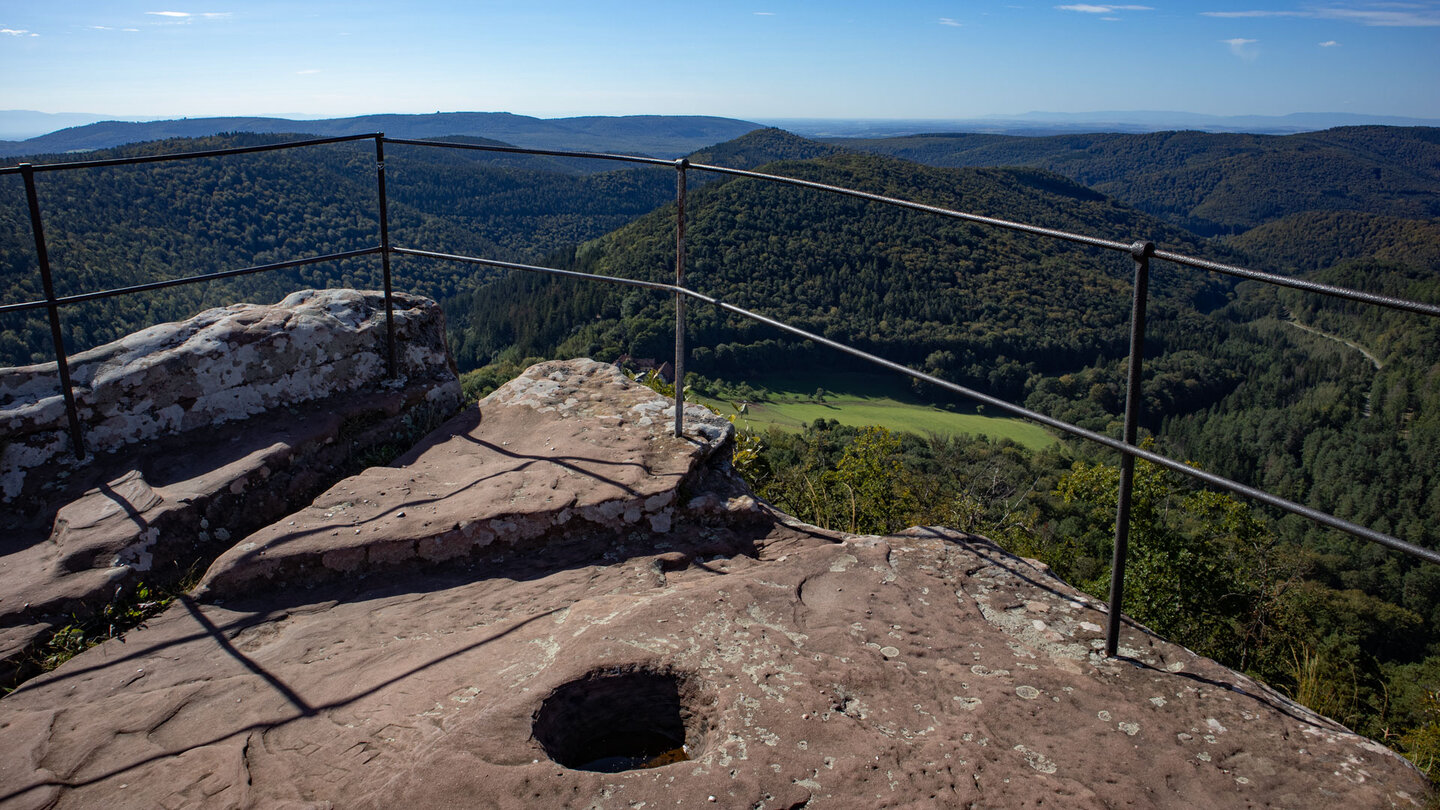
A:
[450, 150, 1236, 394]
[1226, 211, 1440, 274]
[686, 128, 842, 171]
[833, 126, 1440, 236]
[0, 132, 675, 365]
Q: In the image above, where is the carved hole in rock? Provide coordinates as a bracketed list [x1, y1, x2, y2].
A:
[533, 665, 708, 773]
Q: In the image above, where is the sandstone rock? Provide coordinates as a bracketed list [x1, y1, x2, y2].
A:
[196, 358, 733, 599]
[0, 288, 456, 503]
[0, 291, 461, 686]
[0, 359, 1425, 809]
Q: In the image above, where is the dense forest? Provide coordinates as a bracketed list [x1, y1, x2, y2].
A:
[448, 139, 1237, 381]
[834, 126, 1440, 237]
[3, 124, 1439, 773]
[0, 132, 673, 364]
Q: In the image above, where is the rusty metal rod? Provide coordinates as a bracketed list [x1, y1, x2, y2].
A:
[20, 163, 86, 458]
[1107, 241, 1153, 657]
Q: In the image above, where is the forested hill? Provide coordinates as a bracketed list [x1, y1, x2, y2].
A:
[1225, 211, 1440, 274]
[0, 112, 762, 161]
[685, 128, 842, 171]
[0, 132, 676, 365]
[831, 126, 1440, 236]
[448, 148, 1236, 393]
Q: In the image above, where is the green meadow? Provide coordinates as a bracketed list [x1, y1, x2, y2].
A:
[689, 370, 1055, 451]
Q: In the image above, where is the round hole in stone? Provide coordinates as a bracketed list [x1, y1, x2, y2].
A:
[532, 665, 709, 773]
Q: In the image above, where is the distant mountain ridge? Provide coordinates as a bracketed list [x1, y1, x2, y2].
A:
[0, 112, 763, 160]
[0, 110, 155, 141]
[765, 111, 1440, 138]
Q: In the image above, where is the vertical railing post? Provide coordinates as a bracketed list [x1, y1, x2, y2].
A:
[1105, 240, 1154, 657]
[374, 135, 397, 379]
[673, 158, 688, 438]
[21, 163, 86, 459]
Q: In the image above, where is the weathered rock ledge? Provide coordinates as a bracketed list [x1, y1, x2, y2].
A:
[195, 358, 734, 600]
[0, 290, 461, 685]
[1, 288, 456, 504]
[0, 359, 1426, 809]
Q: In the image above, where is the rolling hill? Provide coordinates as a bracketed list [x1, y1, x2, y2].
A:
[0, 112, 763, 160]
[832, 126, 1440, 236]
[449, 131, 1236, 396]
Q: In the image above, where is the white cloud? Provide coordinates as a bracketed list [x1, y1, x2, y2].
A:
[1201, 10, 1306, 18]
[1057, 4, 1152, 12]
[1202, 4, 1440, 27]
[297, 69, 320, 75]
[1223, 36, 1260, 59]
[145, 11, 231, 22]
[939, 17, 963, 26]
[1319, 6, 1440, 26]
[1320, 39, 1341, 46]
[754, 11, 775, 15]
[1, 28, 38, 37]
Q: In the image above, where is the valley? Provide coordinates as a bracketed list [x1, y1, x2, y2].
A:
[686, 369, 1056, 451]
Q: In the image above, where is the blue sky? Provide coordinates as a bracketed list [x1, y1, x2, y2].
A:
[2, 1, 1437, 120]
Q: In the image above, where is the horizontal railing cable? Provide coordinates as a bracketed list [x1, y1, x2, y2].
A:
[1152, 248, 1440, 317]
[0, 133, 378, 175]
[688, 162, 1135, 253]
[0, 247, 383, 315]
[381, 137, 676, 168]
[401, 246, 1440, 566]
[382, 134, 1440, 320]
[688, 161, 1440, 318]
[6, 134, 1435, 319]
[681, 289, 1440, 564]
[390, 247, 681, 293]
[386, 138, 1438, 319]
[2, 133, 1436, 580]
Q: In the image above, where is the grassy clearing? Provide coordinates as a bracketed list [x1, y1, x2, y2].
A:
[690, 370, 1055, 451]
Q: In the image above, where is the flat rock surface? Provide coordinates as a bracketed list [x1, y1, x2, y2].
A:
[0, 381, 449, 683]
[0, 360, 1427, 809]
[196, 359, 732, 599]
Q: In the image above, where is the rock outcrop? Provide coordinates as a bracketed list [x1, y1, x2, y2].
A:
[0, 359, 1426, 809]
[1, 288, 455, 503]
[0, 290, 461, 686]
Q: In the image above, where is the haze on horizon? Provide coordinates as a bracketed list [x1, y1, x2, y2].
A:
[2, 1, 1438, 123]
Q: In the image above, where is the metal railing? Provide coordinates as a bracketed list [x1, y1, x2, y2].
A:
[3, 133, 1438, 657]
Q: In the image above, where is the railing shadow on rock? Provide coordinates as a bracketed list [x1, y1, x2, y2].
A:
[3, 132, 1438, 657]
